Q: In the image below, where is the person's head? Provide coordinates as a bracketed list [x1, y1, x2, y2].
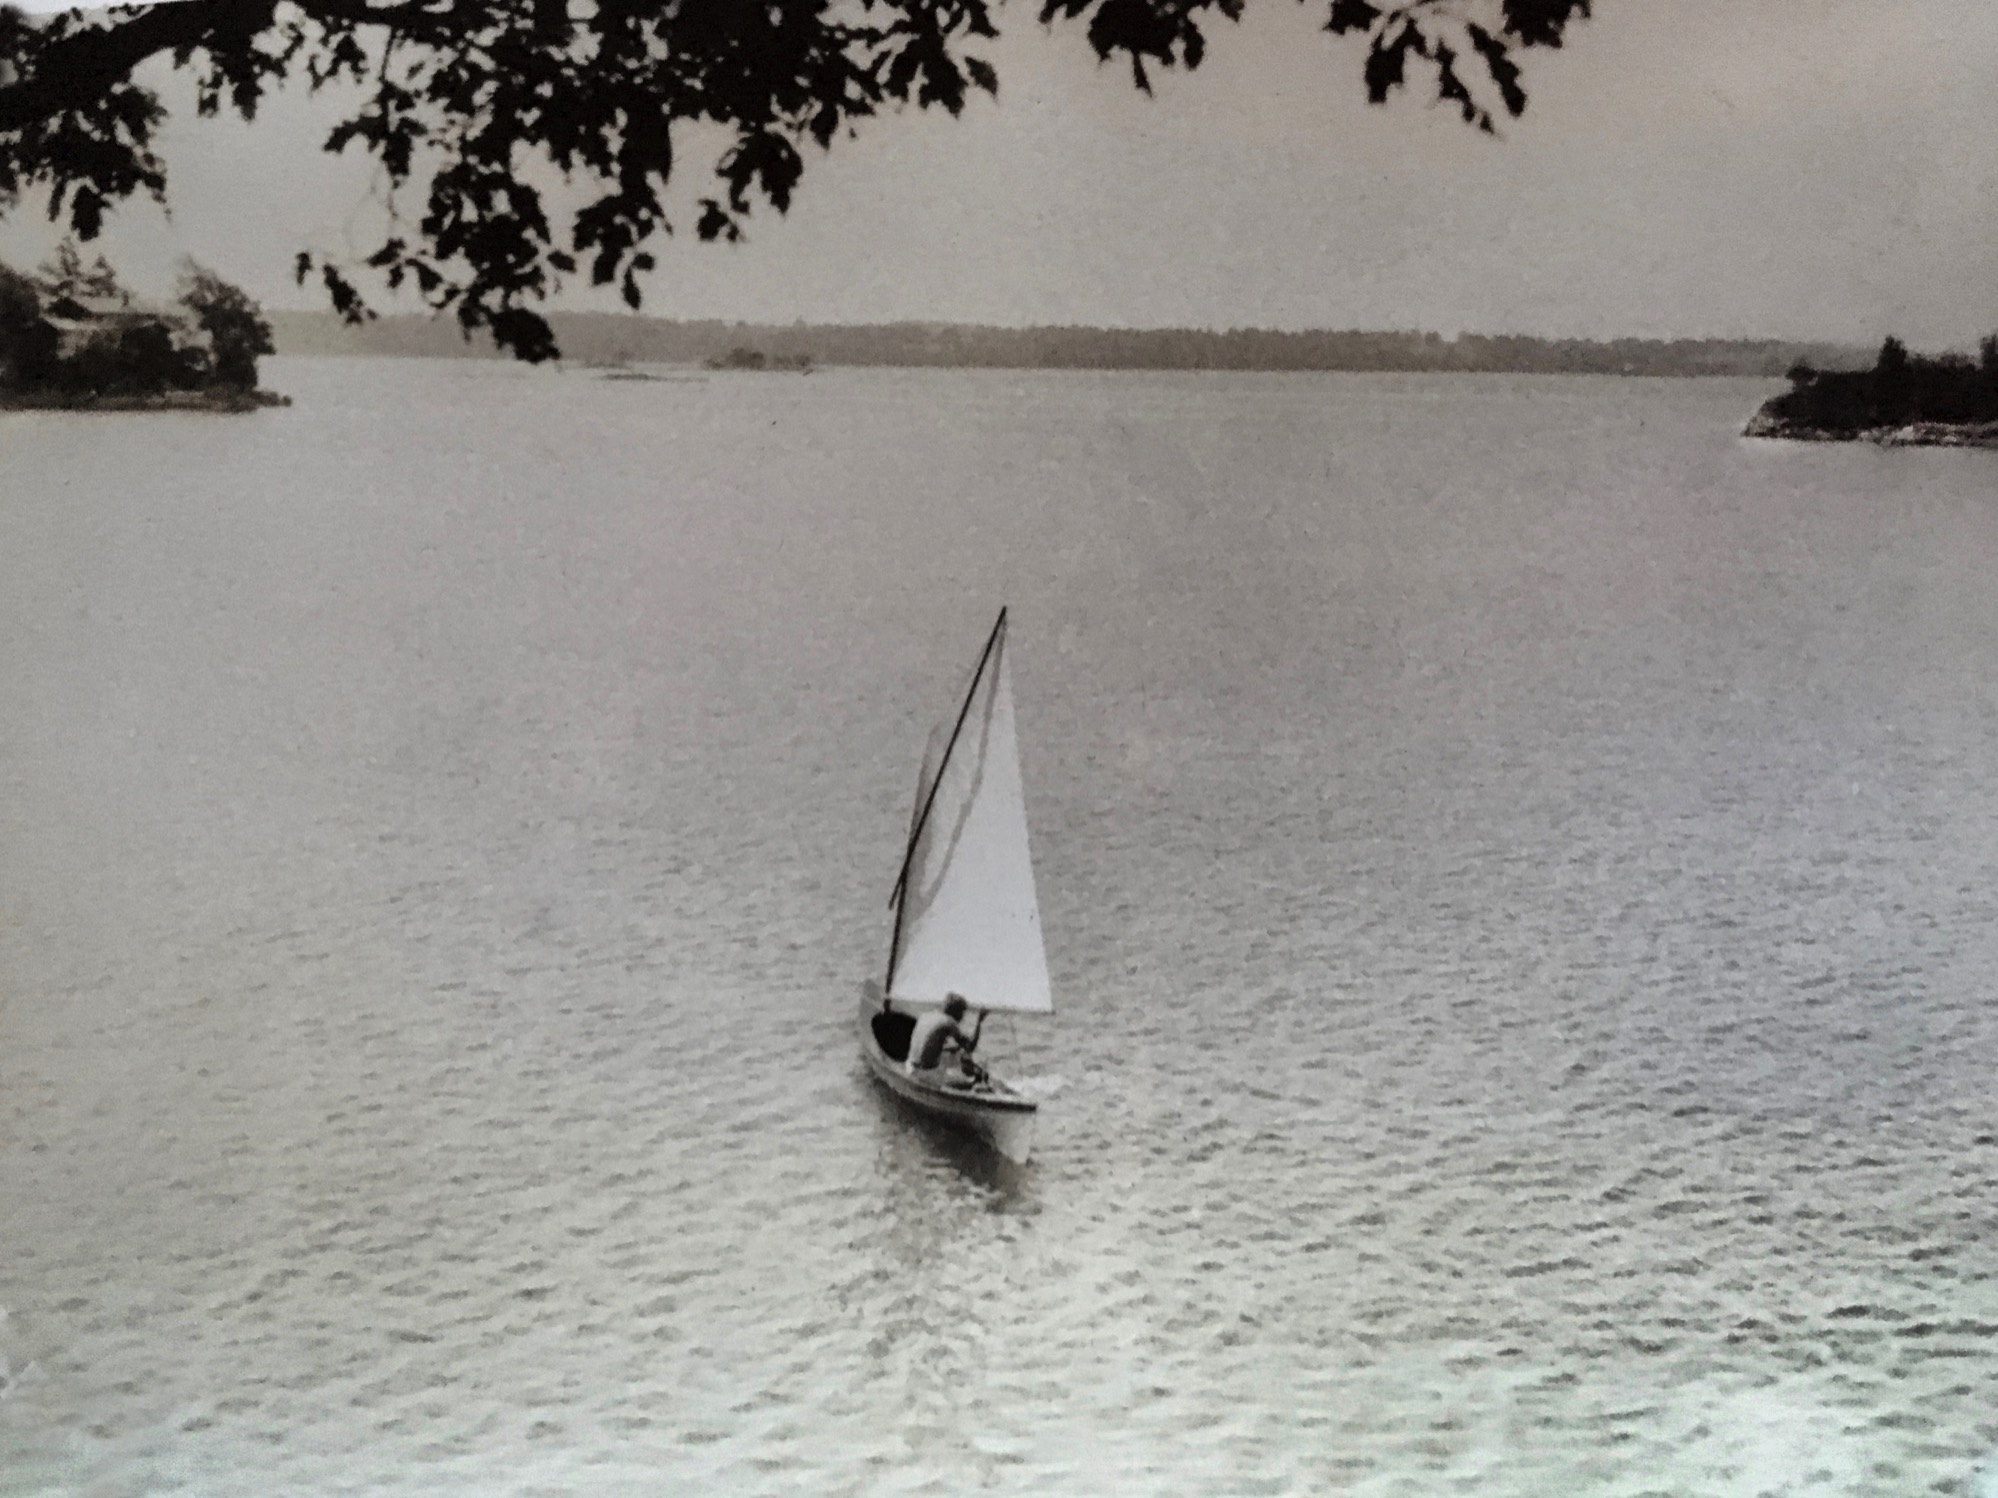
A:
[944, 993, 967, 1020]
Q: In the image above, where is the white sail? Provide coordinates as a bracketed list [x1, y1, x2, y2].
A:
[888, 617, 1053, 1014]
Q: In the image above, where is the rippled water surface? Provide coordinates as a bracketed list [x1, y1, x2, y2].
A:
[5, 360, 1998, 1497]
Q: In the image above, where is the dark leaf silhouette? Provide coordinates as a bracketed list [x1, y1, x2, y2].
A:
[1326, 0, 1383, 33]
[320, 262, 373, 324]
[1466, 22, 1525, 117]
[1364, 20, 1418, 102]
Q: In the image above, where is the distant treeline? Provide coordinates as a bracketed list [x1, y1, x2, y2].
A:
[1749, 336, 1998, 438]
[271, 311, 1864, 378]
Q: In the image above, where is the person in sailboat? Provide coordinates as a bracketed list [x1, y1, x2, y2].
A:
[905, 993, 985, 1085]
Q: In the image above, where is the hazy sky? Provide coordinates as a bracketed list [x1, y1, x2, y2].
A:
[4, 0, 1995, 342]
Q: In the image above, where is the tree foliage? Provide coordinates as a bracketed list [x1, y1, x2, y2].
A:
[0, 254, 57, 381]
[181, 256, 276, 384]
[0, 0, 1588, 361]
[36, 237, 129, 307]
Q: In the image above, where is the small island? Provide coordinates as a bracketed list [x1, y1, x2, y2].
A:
[1, 244, 287, 413]
[704, 345, 813, 373]
[1746, 335, 1998, 448]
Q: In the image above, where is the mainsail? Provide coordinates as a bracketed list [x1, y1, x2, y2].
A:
[887, 611, 1053, 1014]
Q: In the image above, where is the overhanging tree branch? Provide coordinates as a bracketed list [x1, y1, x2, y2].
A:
[0, 0, 1587, 360]
[0, 0, 277, 134]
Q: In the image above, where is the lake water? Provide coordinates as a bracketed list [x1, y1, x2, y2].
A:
[4, 359, 1998, 1498]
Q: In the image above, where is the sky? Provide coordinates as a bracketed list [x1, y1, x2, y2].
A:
[3, 0, 1996, 344]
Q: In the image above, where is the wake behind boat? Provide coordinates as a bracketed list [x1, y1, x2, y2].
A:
[859, 608, 1053, 1164]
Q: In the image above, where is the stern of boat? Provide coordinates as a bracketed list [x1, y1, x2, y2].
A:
[856, 980, 1038, 1164]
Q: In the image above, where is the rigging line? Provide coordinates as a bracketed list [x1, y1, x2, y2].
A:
[891, 606, 1007, 909]
[883, 605, 1009, 990]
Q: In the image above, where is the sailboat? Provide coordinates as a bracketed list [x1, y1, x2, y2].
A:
[858, 607, 1052, 1164]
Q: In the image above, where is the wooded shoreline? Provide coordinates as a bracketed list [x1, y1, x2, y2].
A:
[2, 247, 280, 413]
[1743, 336, 1998, 449]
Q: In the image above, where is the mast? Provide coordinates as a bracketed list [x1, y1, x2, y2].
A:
[884, 606, 1008, 994]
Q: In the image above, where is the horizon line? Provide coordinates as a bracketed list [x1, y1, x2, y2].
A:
[263, 309, 1879, 352]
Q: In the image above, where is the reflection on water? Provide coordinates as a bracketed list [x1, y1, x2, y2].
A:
[4, 358, 1998, 1495]
[863, 1074, 1037, 1202]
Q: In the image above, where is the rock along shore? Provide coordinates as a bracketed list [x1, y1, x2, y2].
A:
[0, 387, 290, 414]
[1744, 407, 1998, 448]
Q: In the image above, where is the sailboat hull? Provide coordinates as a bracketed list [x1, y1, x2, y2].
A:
[856, 986, 1038, 1164]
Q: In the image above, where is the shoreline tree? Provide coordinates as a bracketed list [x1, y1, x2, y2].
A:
[180, 259, 277, 387]
[0, 0, 1588, 361]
